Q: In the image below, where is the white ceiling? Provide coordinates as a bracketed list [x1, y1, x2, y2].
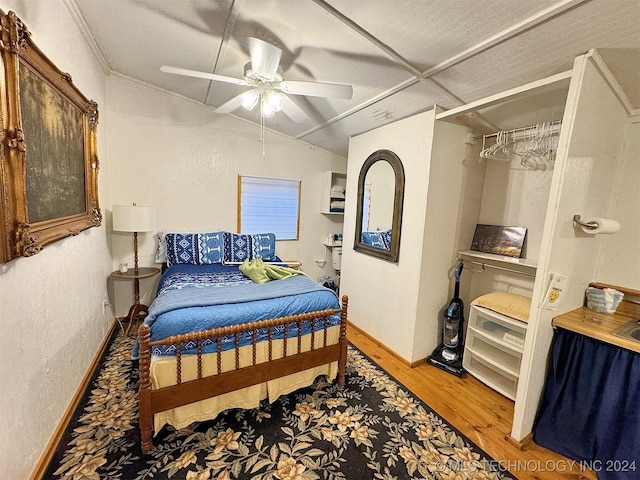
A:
[71, 0, 640, 157]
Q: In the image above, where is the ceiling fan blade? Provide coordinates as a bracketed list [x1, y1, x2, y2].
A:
[214, 93, 247, 114]
[278, 80, 353, 100]
[160, 65, 248, 86]
[249, 37, 282, 81]
[281, 95, 308, 123]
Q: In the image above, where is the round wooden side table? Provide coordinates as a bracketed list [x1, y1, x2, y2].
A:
[109, 267, 160, 335]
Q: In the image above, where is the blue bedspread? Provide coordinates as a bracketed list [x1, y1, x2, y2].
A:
[132, 264, 341, 358]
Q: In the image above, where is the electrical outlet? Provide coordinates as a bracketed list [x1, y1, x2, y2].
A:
[102, 300, 110, 316]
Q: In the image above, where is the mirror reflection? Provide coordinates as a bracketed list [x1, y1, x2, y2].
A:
[360, 160, 394, 249]
[354, 149, 405, 262]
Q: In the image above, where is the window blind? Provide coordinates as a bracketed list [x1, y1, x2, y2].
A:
[238, 175, 300, 240]
[362, 182, 371, 231]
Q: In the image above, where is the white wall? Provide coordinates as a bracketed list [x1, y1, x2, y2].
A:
[415, 120, 486, 358]
[106, 75, 347, 313]
[513, 52, 638, 439]
[341, 111, 435, 362]
[597, 119, 640, 285]
[0, 2, 111, 479]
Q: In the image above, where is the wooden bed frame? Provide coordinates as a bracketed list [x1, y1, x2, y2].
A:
[137, 295, 349, 453]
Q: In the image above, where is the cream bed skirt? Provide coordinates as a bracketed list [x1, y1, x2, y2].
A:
[150, 325, 340, 433]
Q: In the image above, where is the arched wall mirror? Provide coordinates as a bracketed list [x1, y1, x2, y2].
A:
[354, 149, 405, 262]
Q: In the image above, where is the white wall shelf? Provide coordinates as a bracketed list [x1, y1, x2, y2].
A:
[321, 171, 346, 214]
[457, 250, 537, 277]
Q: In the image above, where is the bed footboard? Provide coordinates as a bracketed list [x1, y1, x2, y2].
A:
[139, 295, 348, 453]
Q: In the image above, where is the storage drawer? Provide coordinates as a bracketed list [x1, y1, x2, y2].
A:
[462, 304, 529, 400]
[465, 329, 521, 375]
[468, 305, 527, 353]
[463, 350, 518, 400]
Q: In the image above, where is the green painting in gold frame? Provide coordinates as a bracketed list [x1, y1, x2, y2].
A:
[0, 10, 101, 263]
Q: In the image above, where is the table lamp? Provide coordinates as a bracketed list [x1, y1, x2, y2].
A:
[112, 203, 155, 273]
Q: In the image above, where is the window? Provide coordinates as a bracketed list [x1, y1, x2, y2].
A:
[238, 175, 300, 240]
[362, 182, 371, 231]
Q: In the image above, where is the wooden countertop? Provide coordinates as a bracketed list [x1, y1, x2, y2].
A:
[552, 286, 640, 354]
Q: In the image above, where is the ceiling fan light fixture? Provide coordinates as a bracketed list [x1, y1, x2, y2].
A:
[264, 90, 284, 113]
[261, 101, 276, 118]
[241, 89, 260, 111]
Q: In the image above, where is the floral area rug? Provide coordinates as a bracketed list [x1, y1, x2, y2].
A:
[43, 330, 517, 480]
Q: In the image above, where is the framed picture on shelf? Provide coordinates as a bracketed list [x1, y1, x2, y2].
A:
[470, 224, 527, 258]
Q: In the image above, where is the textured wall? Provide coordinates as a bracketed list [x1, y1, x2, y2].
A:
[598, 120, 640, 287]
[341, 111, 435, 362]
[0, 2, 112, 479]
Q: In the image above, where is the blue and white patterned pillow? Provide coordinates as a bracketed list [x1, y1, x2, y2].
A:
[198, 231, 224, 264]
[361, 230, 392, 249]
[361, 231, 385, 248]
[164, 231, 225, 266]
[223, 233, 253, 263]
[381, 229, 392, 249]
[251, 233, 276, 261]
[165, 233, 200, 267]
[223, 232, 277, 263]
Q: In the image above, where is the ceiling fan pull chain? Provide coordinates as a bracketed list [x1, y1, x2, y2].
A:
[260, 95, 266, 156]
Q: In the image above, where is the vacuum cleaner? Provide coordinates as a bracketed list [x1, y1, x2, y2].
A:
[428, 261, 465, 376]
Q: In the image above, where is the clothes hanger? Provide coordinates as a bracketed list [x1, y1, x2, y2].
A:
[480, 129, 515, 161]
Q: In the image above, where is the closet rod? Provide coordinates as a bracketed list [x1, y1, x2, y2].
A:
[458, 258, 536, 277]
[474, 120, 562, 141]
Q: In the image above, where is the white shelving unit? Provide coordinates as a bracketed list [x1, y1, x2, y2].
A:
[463, 305, 528, 400]
[320, 171, 346, 214]
[457, 250, 533, 400]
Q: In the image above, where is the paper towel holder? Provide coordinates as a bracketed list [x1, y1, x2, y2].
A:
[572, 215, 599, 230]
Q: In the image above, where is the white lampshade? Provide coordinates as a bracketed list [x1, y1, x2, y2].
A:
[112, 204, 155, 233]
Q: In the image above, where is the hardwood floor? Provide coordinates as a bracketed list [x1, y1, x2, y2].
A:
[347, 328, 596, 480]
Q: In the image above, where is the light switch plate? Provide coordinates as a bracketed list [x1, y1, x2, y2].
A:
[541, 273, 569, 310]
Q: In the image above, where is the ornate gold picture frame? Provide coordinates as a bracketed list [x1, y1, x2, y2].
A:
[0, 10, 100, 263]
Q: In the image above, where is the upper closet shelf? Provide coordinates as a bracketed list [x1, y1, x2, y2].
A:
[457, 250, 537, 277]
[435, 70, 572, 121]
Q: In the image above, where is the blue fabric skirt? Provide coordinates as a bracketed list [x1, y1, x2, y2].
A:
[533, 327, 640, 479]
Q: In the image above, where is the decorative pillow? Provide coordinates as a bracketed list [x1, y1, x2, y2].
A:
[361, 231, 387, 248]
[164, 231, 225, 266]
[251, 233, 276, 260]
[471, 292, 531, 323]
[381, 229, 392, 249]
[198, 231, 224, 264]
[223, 232, 253, 263]
[223, 232, 277, 263]
[165, 233, 200, 267]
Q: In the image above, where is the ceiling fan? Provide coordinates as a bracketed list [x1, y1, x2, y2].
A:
[160, 37, 353, 123]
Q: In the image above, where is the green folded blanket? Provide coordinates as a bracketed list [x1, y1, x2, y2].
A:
[239, 258, 306, 284]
